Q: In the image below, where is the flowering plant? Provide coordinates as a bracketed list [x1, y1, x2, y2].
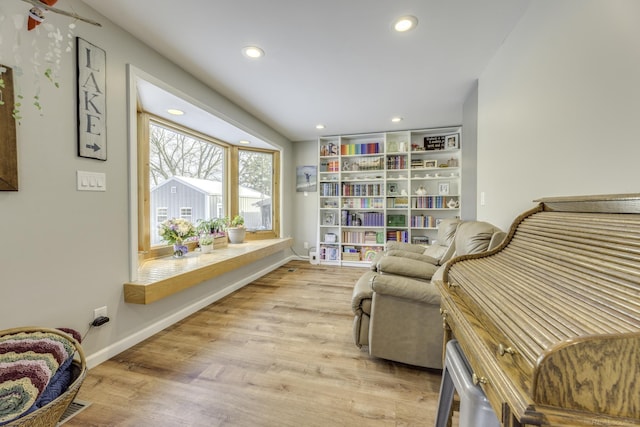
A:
[158, 218, 196, 245]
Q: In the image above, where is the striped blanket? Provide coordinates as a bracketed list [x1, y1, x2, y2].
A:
[0, 330, 78, 425]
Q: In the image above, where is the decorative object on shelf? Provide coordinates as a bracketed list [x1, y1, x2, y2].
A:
[438, 182, 450, 196]
[387, 141, 398, 152]
[415, 185, 427, 196]
[424, 136, 445, 150]
[447, 198, 460, 209]
[158, 218, 196, 258]
[226, 215, 245, 244]
[387, 214, 407, 227]
[0, 65, 18, 191]
[388, 183, 398, 195]
[323, 212, 335, 225]
[445, 133, 459, 149]
[424, 160, 437, 168]
[77, 37, 107, 161]
[325, 233, 337, 243]
[448, 157, 459, 167]
[296, 165, 317, 192]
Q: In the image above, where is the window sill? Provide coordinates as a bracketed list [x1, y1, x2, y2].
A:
[124, 238, 293, 304]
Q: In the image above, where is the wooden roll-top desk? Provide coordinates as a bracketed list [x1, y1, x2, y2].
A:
[436, 194, 639, 426]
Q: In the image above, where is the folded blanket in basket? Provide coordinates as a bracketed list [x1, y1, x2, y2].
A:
[0, 330, 78, 425]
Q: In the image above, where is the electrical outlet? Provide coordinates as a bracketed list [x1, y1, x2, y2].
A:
[303, 241, 309, 249]
[94, 306, 108, 320]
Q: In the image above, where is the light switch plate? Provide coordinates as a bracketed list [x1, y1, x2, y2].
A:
[77, 170, 106, 192]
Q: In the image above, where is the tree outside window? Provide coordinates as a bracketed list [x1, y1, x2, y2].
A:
[238, 150, 273, 231]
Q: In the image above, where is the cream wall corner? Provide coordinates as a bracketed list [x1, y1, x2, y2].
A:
[477, 0, 640, 230]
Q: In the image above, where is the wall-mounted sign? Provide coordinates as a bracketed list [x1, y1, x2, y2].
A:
[77, 37, 106, 161]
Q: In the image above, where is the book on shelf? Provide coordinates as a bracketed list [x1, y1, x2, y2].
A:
[386, 230, 409, 243]
[340, 142, 381, 156]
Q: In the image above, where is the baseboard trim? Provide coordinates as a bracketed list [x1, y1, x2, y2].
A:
[86, 255, 297, 369]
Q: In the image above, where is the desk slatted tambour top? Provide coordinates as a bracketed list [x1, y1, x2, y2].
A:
[436, 194, 640, 426]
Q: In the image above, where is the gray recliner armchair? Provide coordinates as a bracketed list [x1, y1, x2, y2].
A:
[351, 220, 506, 368]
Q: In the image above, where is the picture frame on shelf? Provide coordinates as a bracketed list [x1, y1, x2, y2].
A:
[438, 182, 450, 195]
[424, 160, 438, 168]
[323, 212, 335, 225]
[446, 134, 459, 149]
[387, 183, 398, 195]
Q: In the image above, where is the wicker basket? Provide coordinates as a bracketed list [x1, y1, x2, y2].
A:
[2, 327, 87, 427]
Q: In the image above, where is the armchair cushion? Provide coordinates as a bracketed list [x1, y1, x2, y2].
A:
[453, 221, 506, 256]
[377, 256, 439, 280]
[384, 241, 427, 253]
[424, 217, 461, 264]
[370, 273, 441, 305]
[385, 250, 439, 265]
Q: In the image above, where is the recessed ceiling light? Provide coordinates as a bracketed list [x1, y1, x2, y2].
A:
[239, 140, 251, 145]
[242, 46, 265, 59]
[167, 108, 184, 115]
[316, 124, 325, 130]
[394, 15, 418, 32]
[391, 117, 403, 123]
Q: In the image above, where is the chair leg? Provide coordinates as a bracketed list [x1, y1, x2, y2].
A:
[434, 363, 455, 427]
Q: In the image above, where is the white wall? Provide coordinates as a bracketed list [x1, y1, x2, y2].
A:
[461, 81, 478, 221]
[477, 0, 640, 230]
[0, 1, 293, 366]
[291, 140, 319, 256]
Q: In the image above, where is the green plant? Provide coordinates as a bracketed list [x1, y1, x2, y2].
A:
[230, 215, 245, 228]
[196, 219, 216, 235]
[199, 234, 214, 245]
[214, 217, 229, 233]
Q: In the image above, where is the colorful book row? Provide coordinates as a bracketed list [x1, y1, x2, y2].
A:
[320, 159, 340, 172]
[341, 142, 381, 155]
[411, 215, 438, 228]
[412, 196, 456, 209]
[342, 231, 384, 244]
[342, 198, 384, 209]
[341, 183, 384, 196]
[386, 230, 409, 243]
[341, 210, 385, 227]
[320, 183, 340, 196]
[387, 155, 407, 170]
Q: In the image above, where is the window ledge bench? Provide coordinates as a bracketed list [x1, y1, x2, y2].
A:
[124, 238, 293, 304]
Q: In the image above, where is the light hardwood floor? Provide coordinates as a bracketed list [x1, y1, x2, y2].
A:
[68, 261, 444, 426]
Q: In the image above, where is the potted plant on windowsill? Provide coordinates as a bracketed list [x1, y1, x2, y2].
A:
[197, 218, 228, 249]
[226, 215, 245, 244]
[198, 233, 215, 253]
[159, 218, 197, 258]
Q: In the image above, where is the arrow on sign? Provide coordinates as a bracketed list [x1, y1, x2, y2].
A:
[86, 143, 101, 152]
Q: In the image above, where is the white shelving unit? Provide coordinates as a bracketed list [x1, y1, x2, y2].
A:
[317, 126, 462, 266]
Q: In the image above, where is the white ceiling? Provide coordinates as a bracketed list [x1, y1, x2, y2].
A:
[81, 0, 530, 144]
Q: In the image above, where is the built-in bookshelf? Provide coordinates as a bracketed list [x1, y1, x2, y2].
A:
[317, 126, 462, 266]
